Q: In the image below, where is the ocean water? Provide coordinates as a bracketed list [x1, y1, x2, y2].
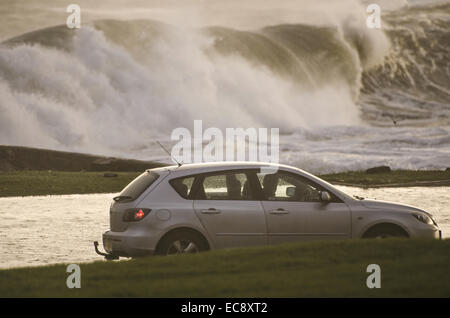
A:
[0, 188, 447, 269]
[0, 0, 449, 173]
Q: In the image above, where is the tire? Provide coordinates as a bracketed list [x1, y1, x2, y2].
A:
[156, 230, 209, 255]
[363, 224, 409, 239]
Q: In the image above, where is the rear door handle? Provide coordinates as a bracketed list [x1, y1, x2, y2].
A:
[201, 208, 222, 214]
[269, 208, 289, 215]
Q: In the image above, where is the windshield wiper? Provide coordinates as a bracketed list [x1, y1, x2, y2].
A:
[353, 195, 364, 200]
[113, 195, 133, 202]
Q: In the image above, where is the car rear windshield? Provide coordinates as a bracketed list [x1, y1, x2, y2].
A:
[116, 171, 159, 202]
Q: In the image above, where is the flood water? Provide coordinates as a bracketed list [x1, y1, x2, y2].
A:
[0, 187, 448, 269]
[0, 193, 112, 269]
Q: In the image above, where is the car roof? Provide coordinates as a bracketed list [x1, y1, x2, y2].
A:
[158, 161, 288, 170]
[149, 161, 302, 176]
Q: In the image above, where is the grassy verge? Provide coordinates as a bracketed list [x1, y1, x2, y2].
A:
[0, 171, 140, 197]
[0, 239, 449, 297]
[1, 170, 449, 198]
[320, 170, 450, 187]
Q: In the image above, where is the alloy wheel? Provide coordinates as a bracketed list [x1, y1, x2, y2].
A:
[167, 239, 199, 254]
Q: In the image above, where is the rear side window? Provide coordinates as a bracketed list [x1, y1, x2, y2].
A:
[200, 172, 251, 200]
[117, 171, 159, 202]
[170, 176, 195, 199]
[190, 171, 255, 201]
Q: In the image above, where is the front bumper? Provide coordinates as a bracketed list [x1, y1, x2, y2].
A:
[408, 223, 442, 239]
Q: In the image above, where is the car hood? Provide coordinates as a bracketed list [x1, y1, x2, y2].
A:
[360, 199, 426, 214]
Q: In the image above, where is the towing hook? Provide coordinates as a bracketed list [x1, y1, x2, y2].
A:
[94, 241, 119, 260]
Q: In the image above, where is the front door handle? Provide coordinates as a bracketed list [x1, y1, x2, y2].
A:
[269, 208, 289, 215]
[201, 208, 222, 214]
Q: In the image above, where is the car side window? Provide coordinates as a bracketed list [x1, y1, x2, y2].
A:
[170, 176, 195, 199]
[257, 171, 322, 202]
[197, 172, 254, 200]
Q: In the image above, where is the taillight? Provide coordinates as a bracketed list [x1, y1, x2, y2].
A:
[122, 208, 151, 222]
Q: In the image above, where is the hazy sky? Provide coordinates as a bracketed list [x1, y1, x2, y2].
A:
[1, 0, 443, 40]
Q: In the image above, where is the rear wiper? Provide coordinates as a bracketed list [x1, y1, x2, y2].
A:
[353, 195, 364, 200]
[113, 195, 133, 202]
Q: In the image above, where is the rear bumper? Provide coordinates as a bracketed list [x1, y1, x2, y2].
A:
[103, 230, 157, 257]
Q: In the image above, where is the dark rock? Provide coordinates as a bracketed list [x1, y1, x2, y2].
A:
[366, 166, 391, 174]
[104, 172, 118, 178]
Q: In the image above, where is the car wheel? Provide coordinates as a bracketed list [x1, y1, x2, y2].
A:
[156, 231, 208, 255]
[363, 224, 409, 239]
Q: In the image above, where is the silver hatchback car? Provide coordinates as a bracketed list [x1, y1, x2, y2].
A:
[96, 162, 441, 259]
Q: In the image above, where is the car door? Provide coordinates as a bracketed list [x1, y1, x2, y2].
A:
[258, 170, 351, 244]
[193, 170, 267, 249]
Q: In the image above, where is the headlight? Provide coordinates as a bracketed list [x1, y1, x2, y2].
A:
[412, 213, 434, 225]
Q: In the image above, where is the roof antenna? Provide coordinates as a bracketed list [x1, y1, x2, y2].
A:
[156, 141, 182, 167]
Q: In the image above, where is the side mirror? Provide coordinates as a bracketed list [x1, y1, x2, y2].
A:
[286, 186, 296, 197]
[321, 191, 332, 202]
